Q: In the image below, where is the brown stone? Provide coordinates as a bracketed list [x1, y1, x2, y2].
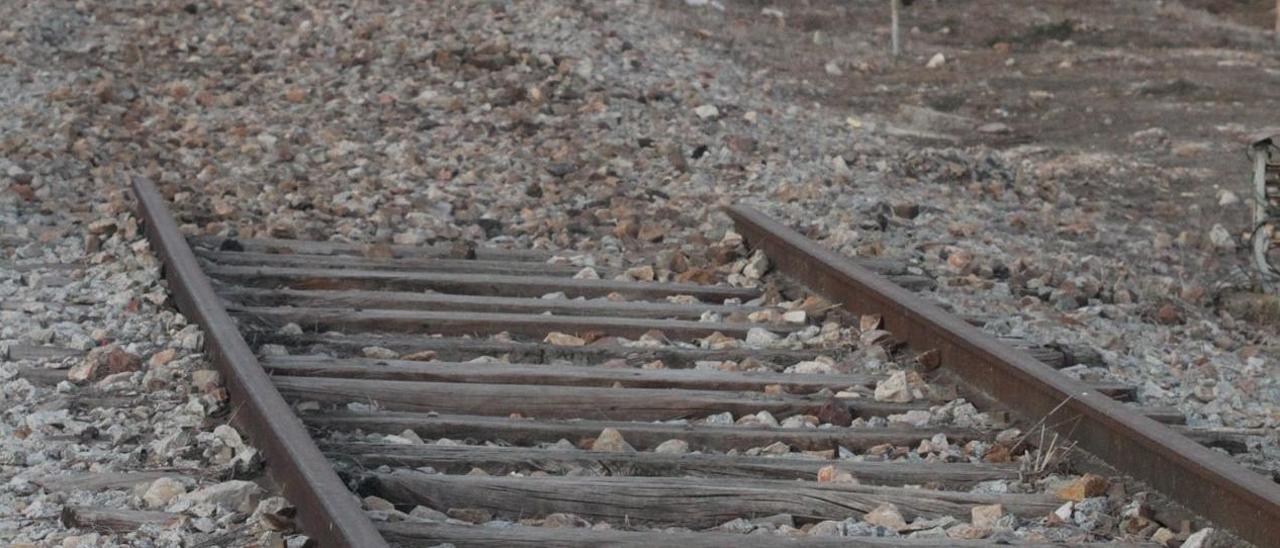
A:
[1120, 516, 1152, 535]
[192, 369, 223, 394]
[947, 523, 992, 539]
[591, 428, 635, 452]
[637, 223, 666, 243]
[363, 496, 395, 512]
[859, 314, 883, 332]
[1155, 303, 1182, 325]
[446, 508, 492, 524]
[364, 244, 395, 259]
[68, 345, 142, 383]
[859, 329, 895, 347]
[874, 371, 924, 403]
[970, 503, 1004, 529]
[701, 332, 739, 350]
[10, 183, 35, 202]
[542, 513, 590, 528]
[946, 249, 973, 272]
[863, 503, 907, 531]
[543, 332, 586, 346]
[815, 398, 853, 427]
[890, 202, 920, 219]
[983, 444, 1011, 463]
[612, 219, 639, 240]
[709, 246, 739, 266]
[624, 265, 655, 282]
[915, 349, 941, 370]
[401, 350, 438, 362]
[148, 349, 177, 368]
[1150, 527, 1177, 546]
[668, 251, 689, 273]
[448, 241, 477, 260]
[816, 465, 856, 484]
[798, 295, 831, 316]
[84, 233, 101, 254]
[1056, 473, 1107, 502]
[676, 268, 716, 284]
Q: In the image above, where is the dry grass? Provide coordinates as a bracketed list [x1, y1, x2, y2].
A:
[1020, 426, 1079, 479]
[1014, 397, 1082, 480]
[1221, 291, 1280, 325]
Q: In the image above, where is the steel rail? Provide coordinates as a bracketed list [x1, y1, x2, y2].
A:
[726, 205, 1280, 547]
[132, 178, 388, 548]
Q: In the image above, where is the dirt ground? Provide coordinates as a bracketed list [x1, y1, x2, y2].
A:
[3, 0, 1279, 544]
[655, 0, 1280, 287]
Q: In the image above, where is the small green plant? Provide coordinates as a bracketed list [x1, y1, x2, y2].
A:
[988, 20, 1075, 47]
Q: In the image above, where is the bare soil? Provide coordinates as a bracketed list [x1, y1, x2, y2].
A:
[655, 0, 1280, 264]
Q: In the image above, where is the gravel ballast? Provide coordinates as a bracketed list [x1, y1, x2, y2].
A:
[2, 0, 1277, 545]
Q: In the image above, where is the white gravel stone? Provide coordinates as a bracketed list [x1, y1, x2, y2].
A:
[1, 1, 1277, 544]
[654, 439, 690, 454]
[183, 480, 264, 513]
[745, 327, 780, 347]
[693, 104, 720, 120]
[142, 477, 187, 509]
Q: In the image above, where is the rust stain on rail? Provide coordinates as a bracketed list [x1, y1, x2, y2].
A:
[726, 204, 1280, 547]
[132, 178, 388, 548]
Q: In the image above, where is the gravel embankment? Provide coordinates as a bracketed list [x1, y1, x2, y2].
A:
[2, 0, 1276, 545]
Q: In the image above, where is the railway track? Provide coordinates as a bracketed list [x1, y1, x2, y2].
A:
[133, 178, 1280, 547]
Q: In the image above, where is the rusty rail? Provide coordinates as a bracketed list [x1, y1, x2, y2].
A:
[128, 178, 1278, 546]
[132, 178, 387, 548]
[726, 204, 1280, 547]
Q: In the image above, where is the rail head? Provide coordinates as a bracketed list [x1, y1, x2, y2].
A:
[132, 177, 388, 548]
[725, 204, 1280, 547]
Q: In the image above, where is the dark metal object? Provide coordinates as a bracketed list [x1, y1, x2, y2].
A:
[132, 178, 387, 548]
[1251, 134, 1279, 291]
[726, 205, 1280, 547]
